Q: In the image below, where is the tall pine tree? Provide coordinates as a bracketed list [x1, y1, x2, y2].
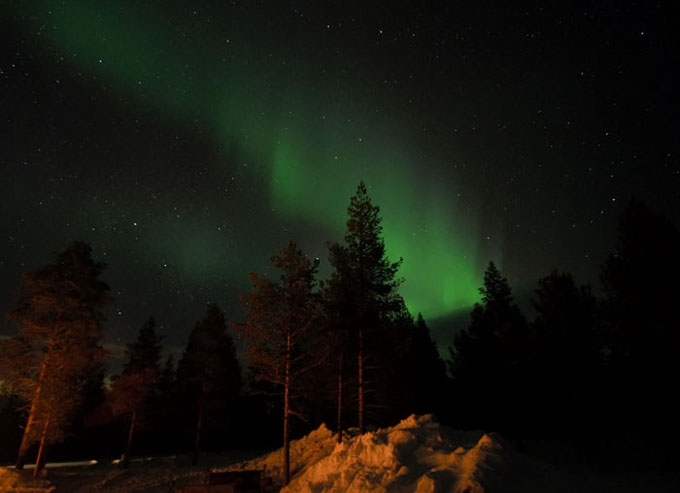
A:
[0, 242, 111, 474]
[236, 241, 324, 485]
[326, 182, 402, 434]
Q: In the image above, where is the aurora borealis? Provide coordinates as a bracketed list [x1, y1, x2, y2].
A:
[1, 1, 678, 355]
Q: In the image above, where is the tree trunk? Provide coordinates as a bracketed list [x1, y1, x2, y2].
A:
[16, 356, 49, 469]
[16, 421, 33, 470]
[192, 392, 204, 466]
[283, 328, 291, 486]
[337, 351, 343, 444]
[358, 325, 364, 435]
[123, 409, 136, 468]
[33, 416, 49, 478]
[357, 232, 366, 436]
[37, 444, 48, 472]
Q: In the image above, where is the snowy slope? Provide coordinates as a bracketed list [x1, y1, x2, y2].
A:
[222, 414, 546, 492]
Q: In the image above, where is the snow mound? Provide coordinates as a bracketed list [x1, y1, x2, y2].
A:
[283, 414, 509, 493]
[220, 422, 337, 483]
[227, 414, 518, 492]
[0, 467, 54, 492]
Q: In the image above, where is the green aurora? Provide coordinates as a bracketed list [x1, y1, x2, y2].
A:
[11, 1, 486, 318]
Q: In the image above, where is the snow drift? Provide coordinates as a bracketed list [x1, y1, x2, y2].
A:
[222, 414, 531, 492]
[282, 414, 506, 493]
[0, 467, 54, 492]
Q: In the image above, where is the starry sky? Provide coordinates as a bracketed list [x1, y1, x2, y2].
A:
[1, 1, 679, 359]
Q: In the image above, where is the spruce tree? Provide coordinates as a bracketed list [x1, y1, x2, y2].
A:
[109, 316, 163, 467]
[155, 355, 178, 452]
[531, 270, 599, 440]
[448, 262, 529, 434]
[326, 181, 402, 434]
[177, 304, 241, 465]
[157, 355, 177, 408]
[123, 316, 163, 375]
[398, 313, 448, 418]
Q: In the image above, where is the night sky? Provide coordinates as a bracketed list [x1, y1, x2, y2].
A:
[1, 1, 679, 360]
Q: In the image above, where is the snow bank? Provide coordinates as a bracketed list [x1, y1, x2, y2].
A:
[221, 422, 337, 482]
[224, 415, 518, 492]
[283, 415, 509, 493]
[0, 467, 54, 492]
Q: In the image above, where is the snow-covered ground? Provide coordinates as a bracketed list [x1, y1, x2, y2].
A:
[3, 415, 679, 491]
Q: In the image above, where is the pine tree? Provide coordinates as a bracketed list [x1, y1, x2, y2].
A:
[321, 260, 352, 443]
[109, 316, 163, 467]
[123, 316, 163, 375]
[0, 241, 111, 474]
[157, 355, 177, 407]
[398, 313, 448, 418]
[178, 304, 241, 465]
[448, 262, 529, 434]
[235, 241, 324, 485]
[326, 181, 402, 434]
[531, 270, 599, 440]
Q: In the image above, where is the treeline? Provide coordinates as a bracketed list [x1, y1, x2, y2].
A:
[0, 182, 443, 483]
[1, 184, 678, 479]
[449, 199, 680, 467]
[0, 246, 255, 475]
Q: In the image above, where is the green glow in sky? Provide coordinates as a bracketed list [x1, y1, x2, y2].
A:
[17, 0, 482, 318]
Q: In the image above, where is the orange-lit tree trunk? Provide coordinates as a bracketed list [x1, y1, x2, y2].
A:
[16, 395, 39, 469]
[33, 415, 50, 478]
[4, 243, 111, 473]
[16, 353, 50, 469]
[337, 351, 343, 444]
[283, 328, 291, 486]
[123, 409, 136, 468]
